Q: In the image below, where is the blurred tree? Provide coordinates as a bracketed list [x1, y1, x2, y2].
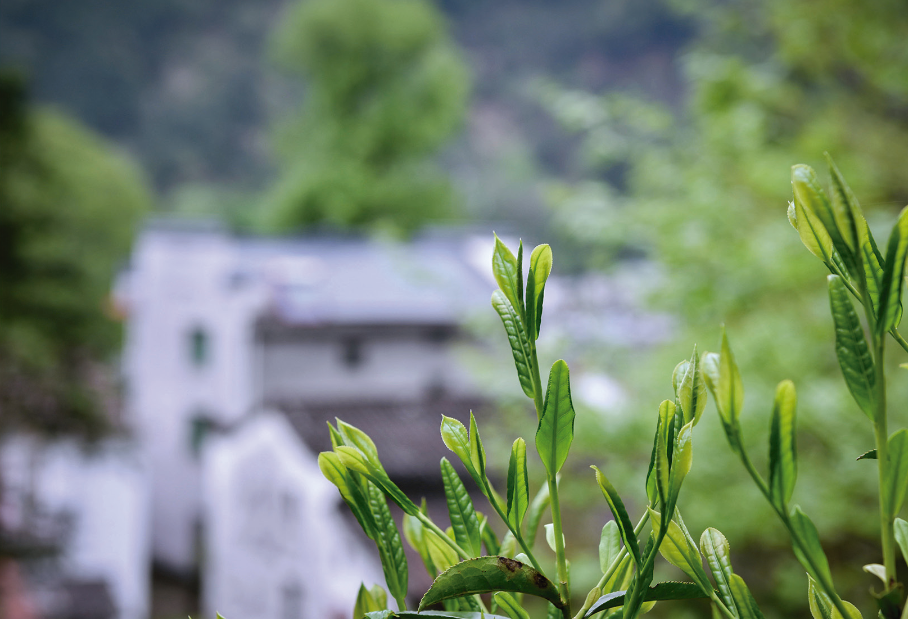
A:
[263, 0, 470, 234]
[539, 0, 908, 614]
[0, 71, 151, 437]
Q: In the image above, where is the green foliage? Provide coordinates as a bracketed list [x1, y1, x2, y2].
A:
[0, 71, 150, 436]
[263, 0, 469, 233]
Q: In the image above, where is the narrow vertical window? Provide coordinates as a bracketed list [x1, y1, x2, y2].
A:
[189, 327, 209, 367]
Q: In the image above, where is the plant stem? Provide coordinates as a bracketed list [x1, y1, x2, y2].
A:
[872, 338, 896, 589]
[709, 592, 738, 619]
[415, 512, 472, 560]
[482, 478, 547, 576]
[548, 474, 571, 613]
[890, 329, 908, 354]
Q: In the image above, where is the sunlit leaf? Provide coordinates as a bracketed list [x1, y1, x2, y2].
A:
[337, 419, 382, 468]
[669, 420, 694, 505]
[403, 510, 436, 576]
[718, 327, 744, 424]
[336, 446, 419, 516]
[492, 290, 535, 398]
[700, 528, 736, 615]
[536, 360, 576, 475]
[789, 506, 836, 597]
[544, 523, 564, 553]
[828, 275, 877, 420]
[529, 244, 553, 338]
[877, 206, 908, 335]
[807, 575, 862, 619]
[425, 527, 458, 573]
[592, 465, 641, 568]
[418, 556, 564, 611]
[792, 164, 853, 262]
[355, 582, 386, 619]
[441, 458, 482, 557]
[506, 438, 529, 532]
[727, 574, 765, 619]
[894, 518, 908, 565]
[677, 347, 707, 426]
[319, 451, 376, 539]
[769, 380, 798, 510]
[493, 233, 524, 320]
[599, 521, 621, 575]
[649, 509, 712, 594]
[469, 412, 487, 483]
[441, 416, 480, 486]
[862, 564, 887, 585]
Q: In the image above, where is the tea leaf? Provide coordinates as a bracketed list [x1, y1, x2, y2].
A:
[792, 164, 853, 261]
[526, 270, 537, 343]
[418, 556, 565, 611]
[441, 416, 476, 477]
[368, 611, 512, 619]
[599, 521, 621, 575]
[649, 509, 712, 594]
[877, 206, 908, 335]
[536, 360, 576, 476]
[886, 429, 908, 518]
[506, 438, 530, 532]
[669, 420, 694, 506]
[319, 451, 376, 539]
[601, 553, 633, 595]
[828, 275, 876, 420]
[479, 513, 501, 556]
[584, 582, 710, 617]
[862, 564, 887, 585]
[530, 244, 553, 338]
[856, 449, 877, 461]
[336, 446, 419, 516]
[441, 458, 482, 557]
[727, 574, 765, 619]
[677, 347, 708, 426]
[493, 234, 524, 320]
[469, 412, 487, 482]
[494, 592, 531, 619]
[700, 528, 736, 614]
[337, 419, 383, 468]
[367, 481, 409, 608]
[789, 506, 836, 596]
[403, 512, 437, 576]
[492, 290, 535, 398]
[789, 190, 836, 267]
[355, 583, 386, 619]
[807, 575, 862, 619]
[544, 523, 564, 553]
[426, 527, 458, 573]
[894, 518, 908, 565]
[824, 155, 861, 256]
[592, 465, 642, 568]
[769, 380, 798, 510]
[718, 327, 744, 424]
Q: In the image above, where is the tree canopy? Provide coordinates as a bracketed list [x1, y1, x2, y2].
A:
[0, 72, 151, 436]
[262, 0, 470, 234]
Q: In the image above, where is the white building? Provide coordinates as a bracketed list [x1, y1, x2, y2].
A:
[120, 221, 495, 618]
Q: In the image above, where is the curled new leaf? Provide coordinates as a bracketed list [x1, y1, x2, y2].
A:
[418, 556, 565, 611]
[807, 575, 862, 619]
[355, 583, 386, 619]
[441, 416, 481, 487]
[727, 574, 766, 619]
[792, 164, 853, 262]
[536, 360, 576, 476]
[493, 234, 524, 320]
[506, 438, 529, 532]
[529, 244, 553, 339]
[769, 380, 798, 510]
[677, 346, 707, 426]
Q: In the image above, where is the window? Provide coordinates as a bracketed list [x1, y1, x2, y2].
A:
[189, 327, 209, 367]
[341, 337, 364, 369]
[189, 414, 216, 457]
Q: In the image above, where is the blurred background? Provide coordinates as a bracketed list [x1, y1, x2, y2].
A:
[1, 0, 907, 617]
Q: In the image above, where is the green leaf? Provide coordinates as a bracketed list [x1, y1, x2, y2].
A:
[425, 527, 459, 574]
[336, 446, 419, 516]
[319, 451, 376, 539]
[480, 513, 501, 555]
[599, 521, 621, 575]
[857, 449, 877, 460]
[828, 275, 877, 419]
[403, 510, 437, 576]
[441, 416, 480, 485]
[493, 234, 524, 320]
[526, 269, 537, 343]
[536, 360, 576, 476]
[862, 563, 887, 585]
[789, 506, 836, 597]
[440, 458, 482, 557]
[885, 429, 908, 518]
[602, 553, 633, 595]
[418, 556, 564, 611]
[370, 586, 388, 610]
[529, 244, 553, 338]
[769, 380, 798, 510]
[792, 164, 853, 261]
[649, 509, 712, 594]
[469, 412, 487, 483]
[494, 592, 531, 619]
[894, 518, 908, 565]
[824, 155, 861, 256]
[337, 419, 383, 468]
[584, 582, 710, 617]
[506, 438, 530, 532]
[727, 574, 766, 619]
[525, 483, 550, 551]
[368, 612, 512, 619]
[789, 191, 836, 267]
[669, 420, 694, 506]
[877, 206, 908, 335]
[367, 481, 409, 608]
[676, 347, 708, 426]
[492, 290, 535, 399]
[356, 583, 386, 619]
[807, 575, 862, 619]
[654, 402, 673, 507]
[700, 528, 737, 615]
[591, 465, 642, 569]
[544, 523, 564, 553]
[718, 327, 744, 425]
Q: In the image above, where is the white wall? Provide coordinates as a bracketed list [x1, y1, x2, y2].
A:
[202, 412, 382, 619]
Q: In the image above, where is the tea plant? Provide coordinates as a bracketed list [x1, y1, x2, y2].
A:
[320, 157, 908, 619]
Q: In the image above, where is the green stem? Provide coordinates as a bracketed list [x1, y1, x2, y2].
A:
[709, 592, 738, 619]
[872, 339, 896, 589]
[890, 328, 908, 355]
[548, 474, 571, 613]
[574, 512, 650, 619]
[415, 512, 472, 560]
[482, 478, 547, 576]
